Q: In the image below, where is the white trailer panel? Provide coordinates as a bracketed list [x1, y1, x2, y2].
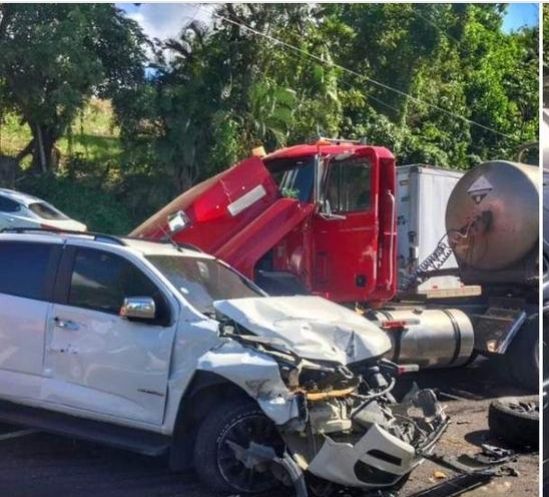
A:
[396, 165, 464, 293]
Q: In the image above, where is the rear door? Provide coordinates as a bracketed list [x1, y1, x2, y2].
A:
[43, 245, 178, 425]
[0, 239, 62, 400]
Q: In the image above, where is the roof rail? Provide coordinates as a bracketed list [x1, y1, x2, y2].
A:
[124, 235, 204, 253]
[0, 227, 128, 247]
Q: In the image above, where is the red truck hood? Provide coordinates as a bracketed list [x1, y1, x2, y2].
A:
[131, 156, 313, 277]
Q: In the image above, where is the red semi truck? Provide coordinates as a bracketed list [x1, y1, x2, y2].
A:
[131, 139, 539, 390]
[132, 140, 398, 304]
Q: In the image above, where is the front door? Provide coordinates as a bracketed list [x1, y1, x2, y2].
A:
[43, 246, 177, 425]
[312, 150, 379, 302]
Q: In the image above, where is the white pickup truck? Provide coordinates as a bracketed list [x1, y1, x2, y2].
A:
[0, 229, 447, 495]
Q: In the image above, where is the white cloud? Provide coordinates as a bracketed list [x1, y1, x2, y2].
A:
[122, 3, 212, 42]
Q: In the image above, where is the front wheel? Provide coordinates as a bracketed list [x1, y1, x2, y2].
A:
[193, 399, 285, 494]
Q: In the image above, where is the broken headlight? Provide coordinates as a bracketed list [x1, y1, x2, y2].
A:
[279, 358, 360, 396]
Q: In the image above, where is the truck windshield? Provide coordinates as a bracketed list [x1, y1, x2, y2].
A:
[268, 157, 315, 202]
[145, 255, 263, 315]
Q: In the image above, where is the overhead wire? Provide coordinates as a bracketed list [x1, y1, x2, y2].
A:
[197, 4, 520, 141]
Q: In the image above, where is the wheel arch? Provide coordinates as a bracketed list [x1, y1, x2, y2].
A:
[169, 370, 255, 471]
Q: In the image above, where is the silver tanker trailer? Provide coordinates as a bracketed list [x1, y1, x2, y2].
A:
[371, 160, 539, 390]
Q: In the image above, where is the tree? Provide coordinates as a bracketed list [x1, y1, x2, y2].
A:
[0, 4, 147, 172]
[114, 2, 538, 226]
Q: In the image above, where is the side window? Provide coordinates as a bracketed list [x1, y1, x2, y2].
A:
[0, 242, 58, 300]
[0, 196, 22, 213]
[325, 158, 372, 213]
[68, 248, 170, 324]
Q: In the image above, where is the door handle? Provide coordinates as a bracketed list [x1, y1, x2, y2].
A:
[54, 317, 80, 331]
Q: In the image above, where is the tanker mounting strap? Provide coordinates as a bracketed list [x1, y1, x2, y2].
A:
[404, 214, 485, 290]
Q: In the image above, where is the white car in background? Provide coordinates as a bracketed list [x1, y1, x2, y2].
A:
[0, 189, 86, 232]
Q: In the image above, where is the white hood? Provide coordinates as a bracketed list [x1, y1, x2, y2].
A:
[214, 296, 391, 365]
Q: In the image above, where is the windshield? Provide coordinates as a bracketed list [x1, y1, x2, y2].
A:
[268, 157, 315, 202]
[28, 202, 68, 220]
[146, 255, 263, 315]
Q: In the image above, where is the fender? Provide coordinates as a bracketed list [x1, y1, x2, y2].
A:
[168, 341, 300, 472]
[196, 340, 300, 425]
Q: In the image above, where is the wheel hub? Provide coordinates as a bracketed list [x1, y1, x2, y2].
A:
[217, 413, 283, 493]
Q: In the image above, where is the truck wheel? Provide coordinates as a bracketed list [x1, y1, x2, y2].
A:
[488, 396, 539, 449]
[193, 399, 284, 494]
[505, 313, 539, 391]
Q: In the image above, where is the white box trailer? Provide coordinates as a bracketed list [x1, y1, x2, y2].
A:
[396, 164, 464, 294]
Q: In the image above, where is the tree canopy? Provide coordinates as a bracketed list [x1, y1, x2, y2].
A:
[0, 3, 146, 171]
[0, 3, 539, 233]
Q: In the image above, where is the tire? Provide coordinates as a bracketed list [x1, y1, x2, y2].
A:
[193, 399, 284, 494]
[504, 313, 539, 392]
[488, 396, 539, 449]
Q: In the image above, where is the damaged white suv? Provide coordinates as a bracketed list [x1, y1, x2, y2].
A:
[0, 229, 447, 495]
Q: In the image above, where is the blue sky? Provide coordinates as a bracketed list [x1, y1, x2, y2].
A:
[503, 3, 538, 32]
[118, 3, 539, 42]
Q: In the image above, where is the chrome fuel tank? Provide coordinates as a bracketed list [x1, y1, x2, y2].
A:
[372, 308, 475, 368]
[445, 161, 538, 271]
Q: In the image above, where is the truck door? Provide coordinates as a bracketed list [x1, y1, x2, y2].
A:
[312, 147, 396, 303]
[43, 246, 177, 425]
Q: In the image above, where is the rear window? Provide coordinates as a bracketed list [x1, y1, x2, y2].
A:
[28, 202, 68, 220]
[0, 242, 58, 301]
[0, 195, 22, 213]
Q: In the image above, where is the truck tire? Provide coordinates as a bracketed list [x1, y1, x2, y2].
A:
[504, 313, 539, 392]
[488, 396, 539, 449]
[193, 399, 284, 494]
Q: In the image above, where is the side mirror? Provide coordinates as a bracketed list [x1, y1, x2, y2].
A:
[319, 199, 346, 220]
[120, 297, 156, 321]
[321, 199, 333, 215]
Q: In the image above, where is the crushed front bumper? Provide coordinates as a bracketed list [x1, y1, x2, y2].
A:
[306, 390, 449, 489]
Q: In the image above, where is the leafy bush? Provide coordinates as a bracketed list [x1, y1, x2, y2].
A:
[19, 173, 134, 235]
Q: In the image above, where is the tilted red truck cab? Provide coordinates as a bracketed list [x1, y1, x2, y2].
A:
[131, 141, 397, 304]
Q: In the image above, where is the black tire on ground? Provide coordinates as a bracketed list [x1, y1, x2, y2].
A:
[488, 396, 539, 449]
[193, 399, 284, 494]
[504, 313, 539, 392]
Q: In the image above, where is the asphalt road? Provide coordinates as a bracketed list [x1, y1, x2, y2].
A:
[0, 359, 538, 497]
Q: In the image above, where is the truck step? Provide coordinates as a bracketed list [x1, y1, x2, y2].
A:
[0, 399, 171, 456]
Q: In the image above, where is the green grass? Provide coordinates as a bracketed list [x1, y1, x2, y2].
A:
[0, 113, 31, 157]
[0, 97, 120, 166]
[0, 98, 134, 234]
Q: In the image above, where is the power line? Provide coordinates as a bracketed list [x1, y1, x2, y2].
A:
[200, 4, 519, 141]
